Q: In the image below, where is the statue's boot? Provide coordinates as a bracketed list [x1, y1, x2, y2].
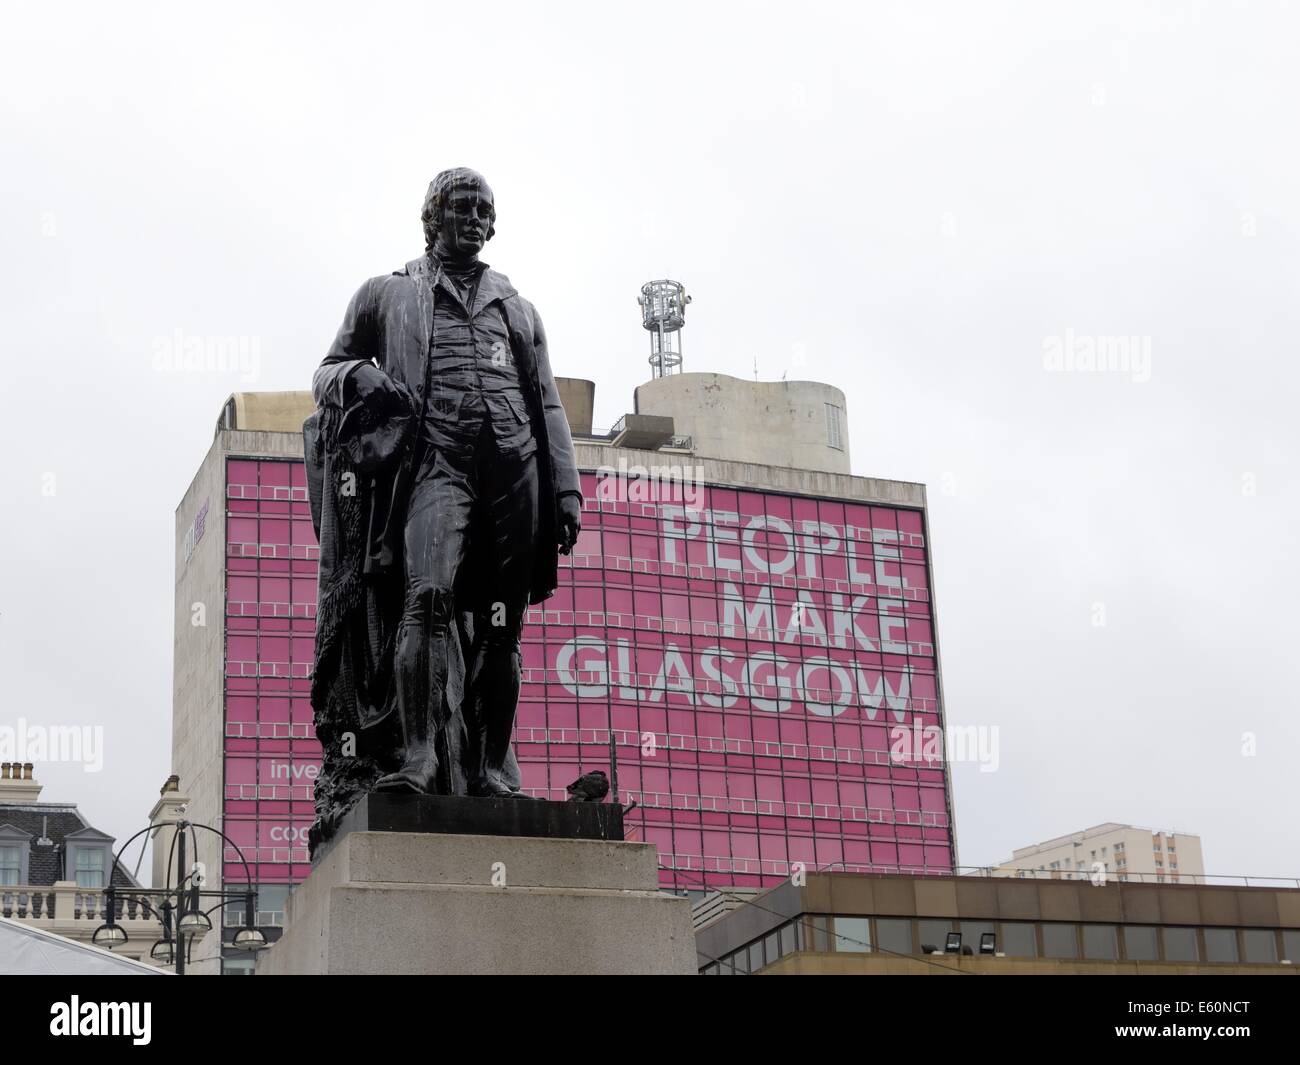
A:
[467, 629, 528, 798]
[379, 599, 447, 794]
[375, 708, 439, 793]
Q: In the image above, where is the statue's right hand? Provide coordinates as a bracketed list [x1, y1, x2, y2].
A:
[346, 363, 399, 408]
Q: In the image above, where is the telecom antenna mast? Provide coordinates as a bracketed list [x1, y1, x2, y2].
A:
[638, 279, 691, 378]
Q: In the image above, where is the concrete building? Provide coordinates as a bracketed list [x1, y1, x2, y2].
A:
[633, 373, 851, 475]
[991, 823, 1206, 885]
[172, 358, 955, 973]
[694, 870, 1300, 974]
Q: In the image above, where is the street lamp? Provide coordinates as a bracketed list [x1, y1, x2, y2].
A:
[231, 893, 268, 952]
[91, 897, 128, 949]
[93, 818, 264, 975]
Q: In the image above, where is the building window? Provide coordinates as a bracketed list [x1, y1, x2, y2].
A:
[1000, 922, 1038, 958]
[875, 918, 913, 956]
[1082, 924, 1118, 960]
[1123, 926, 1159, 961]
[764, 930, 781, 964]
[1042, 923, 1079, 959]
[258, 884, 288, 926]
[1162, 927, 1199, 962]
[833, 917, 872, 953]
[221, 954, 257, 976]
[961, 921, 995, 953]
[804, 915, 831, 953]
[1242, 929, 1278, 964]
[825, 403, 843, 450]
[0, 845, 20, 886]
[73, 847, 105, 888]
[1204, 928, 1239, 964]
[918, 919, 953, 953]
[227, 883, 290, 927]
[1282, 931, 1300, 963]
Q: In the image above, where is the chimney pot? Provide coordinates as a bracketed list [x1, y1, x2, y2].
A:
[0, 763, 10, 779]
[23, 763, 33, 781]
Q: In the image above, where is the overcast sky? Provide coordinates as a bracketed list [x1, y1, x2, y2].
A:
[1, 0, 1296, 882]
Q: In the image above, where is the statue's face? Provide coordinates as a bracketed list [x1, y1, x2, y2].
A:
[439, 181, 495, 257]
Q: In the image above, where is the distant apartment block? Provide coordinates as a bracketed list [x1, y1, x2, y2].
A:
[993, 823, 1205, 884]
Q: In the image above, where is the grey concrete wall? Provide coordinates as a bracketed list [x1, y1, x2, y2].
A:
[635, 372, 852, 474]
[171, 438, 228, 973]
[171, 429, 310, 973]
[555, 377, 594, 436]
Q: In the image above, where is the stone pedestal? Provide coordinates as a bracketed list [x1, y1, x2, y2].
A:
[312, 792, 624, 867]
[256, 830, 696, 975]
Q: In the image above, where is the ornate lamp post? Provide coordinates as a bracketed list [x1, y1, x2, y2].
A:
[92, 818, 266, 975]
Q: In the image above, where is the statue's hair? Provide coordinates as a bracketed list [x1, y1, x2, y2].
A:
[421, 168, 495, 252]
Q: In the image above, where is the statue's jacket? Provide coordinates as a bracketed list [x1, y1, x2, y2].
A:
[300, 256, 580, 813]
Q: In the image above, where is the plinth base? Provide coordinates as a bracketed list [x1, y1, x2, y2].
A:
[256, 830, 695, 975]
[313, 792, 623, 867]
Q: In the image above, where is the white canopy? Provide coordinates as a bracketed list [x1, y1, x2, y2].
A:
[0, 917, 169, 975]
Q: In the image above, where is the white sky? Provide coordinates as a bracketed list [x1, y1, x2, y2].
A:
[1, 0, 1296, 882]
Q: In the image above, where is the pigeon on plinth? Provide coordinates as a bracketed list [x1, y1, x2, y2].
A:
[566, 770, 609, 803]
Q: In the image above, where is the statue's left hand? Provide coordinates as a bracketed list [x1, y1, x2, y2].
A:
[557, 494, 582, 555]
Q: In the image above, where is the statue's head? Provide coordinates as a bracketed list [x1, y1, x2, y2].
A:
[421, 168, 495, 258]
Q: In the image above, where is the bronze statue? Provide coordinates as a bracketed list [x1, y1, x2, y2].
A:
[304, 168, 582, 851]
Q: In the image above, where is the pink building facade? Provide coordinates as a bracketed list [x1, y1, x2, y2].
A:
[217, 457, 955, 897]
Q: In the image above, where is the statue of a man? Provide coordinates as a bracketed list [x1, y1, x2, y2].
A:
[304, 169, 581, 841]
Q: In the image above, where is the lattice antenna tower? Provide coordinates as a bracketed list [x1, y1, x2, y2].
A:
[638, 279, 691, 378]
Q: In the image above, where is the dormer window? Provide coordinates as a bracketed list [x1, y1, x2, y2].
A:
[0, 844, 20, 885]
[61, 827, 114, 889]
[0, 826, 33, 886]
[73, 847, 105, 888]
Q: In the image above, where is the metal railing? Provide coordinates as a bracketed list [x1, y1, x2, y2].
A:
[655, 861, 1300, 892]
[954, 866, 1300, 888]
[580, 426, 694, 451]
